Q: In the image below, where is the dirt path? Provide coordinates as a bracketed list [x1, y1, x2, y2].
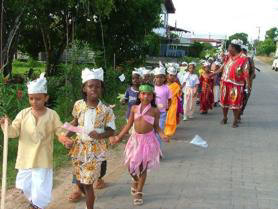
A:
[3, 144, 126, 209]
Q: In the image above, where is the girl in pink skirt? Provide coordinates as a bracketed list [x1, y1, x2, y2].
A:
[110, 83, 169, 206]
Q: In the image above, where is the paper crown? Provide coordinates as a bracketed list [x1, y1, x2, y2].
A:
[231, 39, 243, 46]
[27, 73, 47, 94]
[132, 68, 143, 77]
[214, 61, 221, 66]
[203, 61, 210, 67]
[182, 62, 188, 66]
[167, 66, 177, 75]
[241, 45, 248, 51]
[142, 68, 151, 76]
[189, 62, 196, 66]
[153, 67, 166, 75]
[82, 68, 104, 83]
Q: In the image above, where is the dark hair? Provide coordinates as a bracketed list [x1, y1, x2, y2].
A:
[81, 80, 105, 101]
[135, 82, 157, 108]
[230, 43, 241, 53]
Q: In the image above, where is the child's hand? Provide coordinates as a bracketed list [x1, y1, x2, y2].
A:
[109, 136, 120, 145]
[0, 116, 9, 125]
[58, 135, 73, 149]
[120, 98, 126, 105]
[160, 133, 170, 143]
[88, 131, 102, 140]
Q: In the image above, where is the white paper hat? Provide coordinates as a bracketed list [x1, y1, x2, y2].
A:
[203, 61, 210, 67]
[231, 39, 243, 46]
[189, 62, 196, 66]
[153, 67, 166, 75]
[182, 62, 188, 66]
[132, 68, 143, 77]
[214, 61, 221, 66]
[82, 67, 104, 83]
[159, 61, 164, 68]
[241, 45, 248, 51]
[142, 68, 151, 76]
[167, 66, 177, 75]
[27, 73, 47, 94]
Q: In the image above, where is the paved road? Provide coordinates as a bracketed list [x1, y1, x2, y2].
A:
[77, 59, 278, 209]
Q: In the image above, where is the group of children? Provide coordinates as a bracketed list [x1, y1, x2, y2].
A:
[0, 57, 223, 209]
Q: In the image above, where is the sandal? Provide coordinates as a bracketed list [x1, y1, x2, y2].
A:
[220, 118, 228, 125]
[133, 192, 144, 206]
[94, 179, 106, 190]
[131, 179, 138, 196]
[232, 121, 239, 128]
[68, 190, 82, 202]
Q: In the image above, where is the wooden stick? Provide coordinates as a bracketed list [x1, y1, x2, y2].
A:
[1, 118, 8, 209]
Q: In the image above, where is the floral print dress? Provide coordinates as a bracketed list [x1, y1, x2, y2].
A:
[69, 100, 115, 185]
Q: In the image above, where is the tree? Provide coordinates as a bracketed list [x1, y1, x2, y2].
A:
[228, 32, 249, 46]
[265, 27, 278, 42]
[0, 0, 28, 76]
[256, 39, 276, 56]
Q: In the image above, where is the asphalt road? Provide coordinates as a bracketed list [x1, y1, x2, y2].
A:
[77, 59, 278, 209]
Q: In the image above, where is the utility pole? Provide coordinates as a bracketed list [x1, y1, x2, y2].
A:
[257, 26, 260, 41]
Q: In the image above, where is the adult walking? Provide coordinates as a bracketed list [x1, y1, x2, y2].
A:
[214, 39, 251, 128]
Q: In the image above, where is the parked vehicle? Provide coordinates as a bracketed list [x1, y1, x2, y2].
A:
[272, 58, 278, 71]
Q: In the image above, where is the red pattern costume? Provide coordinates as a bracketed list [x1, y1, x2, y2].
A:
[200, 74, 214, 113]
[220, 53, 249, 109]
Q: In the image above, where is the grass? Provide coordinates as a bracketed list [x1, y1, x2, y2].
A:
[256, 56, 275, 65]
[12, 59, 45, 75]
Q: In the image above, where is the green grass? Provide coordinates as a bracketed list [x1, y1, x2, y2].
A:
[12, 59, 45, 75]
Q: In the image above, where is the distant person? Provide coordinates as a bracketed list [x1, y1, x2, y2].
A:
[182, 62, 199, 120]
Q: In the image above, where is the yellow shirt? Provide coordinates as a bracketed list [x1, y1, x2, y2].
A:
[1, 107, 63, 169]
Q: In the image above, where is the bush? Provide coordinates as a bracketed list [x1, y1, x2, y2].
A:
[256, 39, 276, 56]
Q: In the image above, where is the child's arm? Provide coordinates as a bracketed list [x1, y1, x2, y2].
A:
[88, 127, 115, 140]
[154, 109, 169, 142]
[110, 106, 135, 144]
[0, 111, 23, 139]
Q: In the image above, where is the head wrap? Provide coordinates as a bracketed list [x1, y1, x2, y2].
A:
[139, 84, 154, 92]
[153, 67, 166, 75]
[203, 61, 210, 67]
[82, 68, 104, 83]
[231, 39, 243, 46]
[167, 66, 177, 75]
[181, 62, 188, 66]
[189, 62, 196, 66]
[27, 73, 47, 94]
[132, 68, 143, 77]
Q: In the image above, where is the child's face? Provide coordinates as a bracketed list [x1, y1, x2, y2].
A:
[188, 65, 195, 73]
[83, 79, 102, 101]
[205, 66, 210, 72]
[139, 92, 154, 104]
[132, 74, 140, 86]
[28, 93, 49, 111]
[167, 74, 176, 83]
[143, 74, 151, 82]
[154, 74, 165, 86]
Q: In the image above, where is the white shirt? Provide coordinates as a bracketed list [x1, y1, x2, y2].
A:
[182, 72, 200, 91]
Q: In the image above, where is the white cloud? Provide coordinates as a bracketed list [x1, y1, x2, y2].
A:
[169, 0, 278, 41]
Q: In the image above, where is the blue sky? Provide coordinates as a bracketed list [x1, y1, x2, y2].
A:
[169, 0, 278, 41]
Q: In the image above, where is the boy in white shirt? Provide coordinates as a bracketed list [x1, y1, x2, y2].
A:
[181, 62, 200, 120]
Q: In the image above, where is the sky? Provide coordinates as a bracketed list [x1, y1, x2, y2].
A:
[168, 0, 278, 41]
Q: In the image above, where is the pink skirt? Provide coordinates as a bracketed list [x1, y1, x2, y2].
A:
[124, 130, 161, 176]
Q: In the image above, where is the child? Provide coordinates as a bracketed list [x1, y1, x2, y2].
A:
[122, 70, 141, 120]
[164, 66, 182, 138]
[200, 62, 214, 114]
[63, 68, 116, 209]
[212, 61, 222, 107]
[0, 73, 71, 209]
[182, 62, 200, 120]
[154, 67, 172, 142]
[110, 83, 168, 206]
[142, 68, 152, 84]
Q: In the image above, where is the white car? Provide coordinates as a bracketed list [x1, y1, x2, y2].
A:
[272, 59, 278, 71]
